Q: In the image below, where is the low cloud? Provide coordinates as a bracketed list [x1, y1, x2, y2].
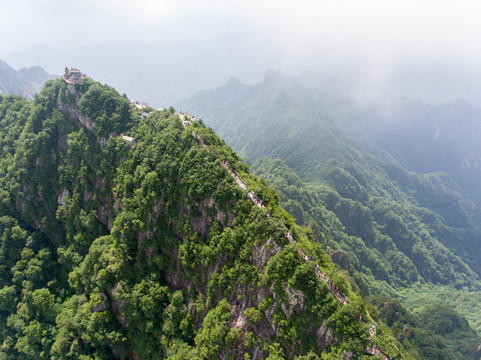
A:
[3, 0, 481, 104]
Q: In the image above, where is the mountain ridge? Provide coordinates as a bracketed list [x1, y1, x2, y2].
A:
[0, 74, 420, 359]
[0, 58, 55, 99]
[182, 71, 481, 358]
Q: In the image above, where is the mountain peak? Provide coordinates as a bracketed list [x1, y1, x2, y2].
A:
[263, 69, 292, 84]
[226, 76, 242, 86]
[0, 58, 54, 99]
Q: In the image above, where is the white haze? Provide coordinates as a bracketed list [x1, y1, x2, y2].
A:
[2, 0, 481, 105]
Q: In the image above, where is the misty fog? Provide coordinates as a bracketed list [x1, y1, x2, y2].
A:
[2, 0, 481, 107]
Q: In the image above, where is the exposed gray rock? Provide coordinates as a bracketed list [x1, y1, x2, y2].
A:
[340, 350, 353, 360]
[57, 187, 69, 206]
[57, 86, 95, 132]
[281, 287, 305, 318]
[316, 321, 336, 347]
[251, 237, 281, 270]
[329, 249, 350, 269]
[92, 292, 108, 312]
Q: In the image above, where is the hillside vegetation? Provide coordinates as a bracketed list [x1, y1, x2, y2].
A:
[183, 71, 481, 359]
[0, 76, 426, 359]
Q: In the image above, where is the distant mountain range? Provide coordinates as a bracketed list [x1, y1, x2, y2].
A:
[0, 59, 55, 99]
[183, 70, 481, 207]
[6, 35, 481, 108]
[182, 71, 481, 355]
[2, 35, 281, 106]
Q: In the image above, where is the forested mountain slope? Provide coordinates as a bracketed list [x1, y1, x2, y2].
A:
[330, 95, 481, 207]
[0, 76, 425, 359]
[183, 70, 481, 206]
[182, 71, 481, 358]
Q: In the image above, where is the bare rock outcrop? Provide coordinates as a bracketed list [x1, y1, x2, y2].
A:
[56, 85, 95, 132]
[250, 237, 282, 270]
[329, 249, 350, 269]
[189, 195, 234, 236]
[57, 187, 69, 206]
[92, 292, 108, 312]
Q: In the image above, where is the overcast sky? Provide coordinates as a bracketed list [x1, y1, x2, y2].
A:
[2, 0, 481, 104]
[1, 0, 479, 57]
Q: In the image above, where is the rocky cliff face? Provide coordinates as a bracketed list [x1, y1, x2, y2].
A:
[56, 83, 95, 132]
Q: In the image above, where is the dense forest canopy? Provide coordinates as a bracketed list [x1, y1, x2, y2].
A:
[0, 76, 436, 359]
